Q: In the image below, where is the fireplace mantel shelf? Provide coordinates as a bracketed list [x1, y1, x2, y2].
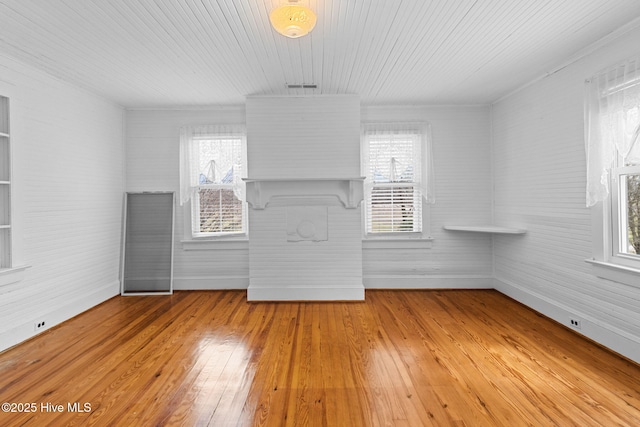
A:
[243, 177, 366, 183]
[243, 177, 365, 209]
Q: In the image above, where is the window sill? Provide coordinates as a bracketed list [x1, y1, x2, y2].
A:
[585, 259, 640, 288]
[0, 265, 30, 287]
[181, 238, 249, 251]
[363, 236, 433, 249]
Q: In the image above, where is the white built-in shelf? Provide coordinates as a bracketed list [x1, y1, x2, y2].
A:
[1, 95, 11, 269]
[443, 225, 527, 235]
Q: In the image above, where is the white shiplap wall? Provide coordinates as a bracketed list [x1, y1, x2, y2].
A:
[492, 26, 640, 363]
[0, 54, 124, 352]
[125, 103, 494, 293]
[125, 107, 249, 290]
[246, 96, 363, 300]
[247, 205, 364, 300]
[246, 95, 362, 179]
[362, 105, 494, 288]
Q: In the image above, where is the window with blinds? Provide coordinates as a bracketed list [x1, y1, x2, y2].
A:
[191, 137, 246, 236]
[365, 132, 422, 233]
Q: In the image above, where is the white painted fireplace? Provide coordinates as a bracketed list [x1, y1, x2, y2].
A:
[245, 95, 364, 301]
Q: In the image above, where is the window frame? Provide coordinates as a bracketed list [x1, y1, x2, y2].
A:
[183, 132, 248, 240]
[609, 164, 640, 268]
[191, 184, 246, 238]
[588, 193, 640, 286]
[589, 121, 640, 287]
[361, 124, 431, 240]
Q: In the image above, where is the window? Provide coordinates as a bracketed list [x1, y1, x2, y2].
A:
[362, 123, 434, 235]
[585, 56, 640, 280]
[180, 125, 247, 238]
[610, 110, 640, 267]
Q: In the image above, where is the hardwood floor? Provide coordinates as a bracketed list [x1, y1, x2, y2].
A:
[1, 290, 639, 426]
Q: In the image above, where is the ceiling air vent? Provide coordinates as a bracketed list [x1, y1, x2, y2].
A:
[287, 84, 317, 89]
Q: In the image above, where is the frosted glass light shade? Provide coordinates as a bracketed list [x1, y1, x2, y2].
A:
[270, 5, 317, 38]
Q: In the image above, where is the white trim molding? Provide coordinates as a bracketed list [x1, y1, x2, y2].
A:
[494, 277, 640, 364]
[0, 265, 30, 287]
[247, 278, 365, 301]
[243, 177, 365, 210]
[0, 280, 119, 353]
[180, 239, 249, 251]
[585, 258, 640, 288]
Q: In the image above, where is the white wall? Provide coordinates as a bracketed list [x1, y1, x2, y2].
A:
[0, 54, 124, 352]
[125, 107, 249, 290]
[245, 96, 364, 300]
[492, 27, 640, 363]
[126, 103, 493, 291]
[362, 105, 493, 288]
[246, 96, 361, 179]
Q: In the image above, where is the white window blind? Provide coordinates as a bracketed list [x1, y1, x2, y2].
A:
[179, 125, 247, 237]
[362, 123, 434, 234]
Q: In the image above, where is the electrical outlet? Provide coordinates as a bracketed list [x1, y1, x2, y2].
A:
[34, 320, 47, 331]
[569, 318, 581, 329]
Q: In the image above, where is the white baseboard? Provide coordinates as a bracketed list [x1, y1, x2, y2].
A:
[364, 275, 494, 289]
[172, 276, 249, 290]
[0, 280, 120, 354]
[174, 275, 494, 291]
[248, 277, 365, 301]
[248, 286, 365, 301]
[494, 277, 640, 365]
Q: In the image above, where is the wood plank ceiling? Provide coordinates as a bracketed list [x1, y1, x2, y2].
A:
[0, 0, 639, 108]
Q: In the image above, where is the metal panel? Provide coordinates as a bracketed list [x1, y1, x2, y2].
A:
[121, 192, 175, 295]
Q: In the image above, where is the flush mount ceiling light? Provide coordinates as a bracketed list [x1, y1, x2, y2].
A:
[270, 1, 317, 38]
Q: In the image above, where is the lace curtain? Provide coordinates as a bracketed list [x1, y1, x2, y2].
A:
[179, 124, 247, 206]
[361, 122, 435, 205]
[585, 55, 640, 207]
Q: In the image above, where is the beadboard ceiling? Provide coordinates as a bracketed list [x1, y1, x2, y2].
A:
[1, 0, 639, 108]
